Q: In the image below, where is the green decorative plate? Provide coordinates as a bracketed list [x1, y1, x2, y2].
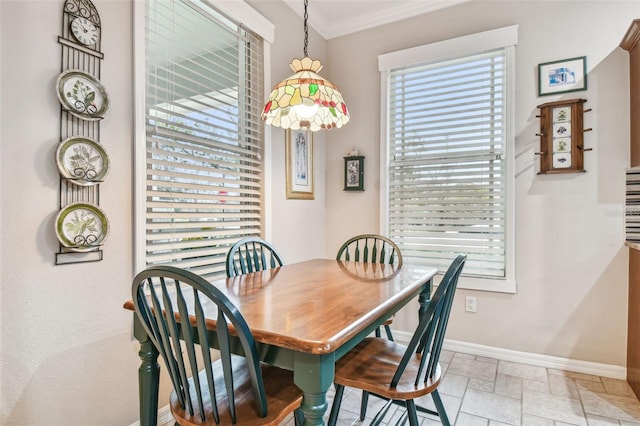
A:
[55, 202, 109, 252]
[56, 70, 109, 121]
[56, 136, 110, 186]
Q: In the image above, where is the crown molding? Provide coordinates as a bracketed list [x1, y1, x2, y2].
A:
[283, 0, 470, 40]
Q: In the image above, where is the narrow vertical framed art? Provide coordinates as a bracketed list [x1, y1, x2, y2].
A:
[285, 129, 314, 200]
[343, 155, 364, 191]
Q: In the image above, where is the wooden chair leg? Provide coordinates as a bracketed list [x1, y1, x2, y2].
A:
[432, 390, 451, 426]
[384, 324, 394, 341]
[328, 384, 345, 426]
[359, 390, 370, 420]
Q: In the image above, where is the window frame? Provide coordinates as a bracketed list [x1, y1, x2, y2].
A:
[378, 25, 518, 293]
[133, 0, 274, 275]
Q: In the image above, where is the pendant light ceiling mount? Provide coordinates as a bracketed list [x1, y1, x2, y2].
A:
[261, 0, 350, 131]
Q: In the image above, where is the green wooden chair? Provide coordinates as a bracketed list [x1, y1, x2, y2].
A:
[131, 265, 303, 425]
[226, 237, 284, 278]
[328, 255, 467, 426]
[336, 234, 403, 341]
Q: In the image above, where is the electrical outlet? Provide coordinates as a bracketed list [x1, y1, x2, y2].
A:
[465, 296, 477, 313]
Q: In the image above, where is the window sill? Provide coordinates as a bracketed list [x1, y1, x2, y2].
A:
[434, 274, 516, 294]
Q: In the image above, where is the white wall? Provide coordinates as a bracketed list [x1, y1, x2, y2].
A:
[0, 1, 142, 424]
[324, 1, 640, 367]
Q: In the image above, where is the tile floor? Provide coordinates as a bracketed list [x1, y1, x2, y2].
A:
[281, 350, 640, 426]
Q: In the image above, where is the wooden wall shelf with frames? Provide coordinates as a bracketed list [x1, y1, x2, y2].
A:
[535, 98, 593, 174]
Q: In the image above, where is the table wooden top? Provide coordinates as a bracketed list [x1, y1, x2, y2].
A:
[124, 259, 437, 354]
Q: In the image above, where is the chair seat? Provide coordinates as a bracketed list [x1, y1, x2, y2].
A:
[171, 357, 303, 426]
[334, 337, 442, 401]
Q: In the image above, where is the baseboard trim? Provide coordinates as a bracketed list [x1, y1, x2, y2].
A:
[393, 330, 626, 380]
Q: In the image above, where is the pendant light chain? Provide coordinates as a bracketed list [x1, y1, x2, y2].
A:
[303, 0, 309, 57]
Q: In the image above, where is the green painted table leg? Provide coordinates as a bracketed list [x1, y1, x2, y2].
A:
[418, 278, 433, 320]
[133, 315, 159, 426]
[294, 352, 335, 425]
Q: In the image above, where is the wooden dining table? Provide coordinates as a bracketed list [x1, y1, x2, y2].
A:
[123, 258, 438, 426]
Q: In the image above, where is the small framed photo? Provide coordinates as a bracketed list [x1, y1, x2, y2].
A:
[285, 129, 314, 200]
[343, 155, 364, 191]
[538, 56, 587, 97]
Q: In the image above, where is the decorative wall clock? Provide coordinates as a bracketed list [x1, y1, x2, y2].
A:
[70, 16, 99, 46]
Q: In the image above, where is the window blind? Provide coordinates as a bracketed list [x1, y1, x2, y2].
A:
[145, 0, 264, 279]
[387, 49, 507, 278]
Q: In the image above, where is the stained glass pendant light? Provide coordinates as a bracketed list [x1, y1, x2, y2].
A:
[261, 0, 350, 131]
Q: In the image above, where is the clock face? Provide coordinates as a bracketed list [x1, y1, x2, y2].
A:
[70, 17, 98, 46]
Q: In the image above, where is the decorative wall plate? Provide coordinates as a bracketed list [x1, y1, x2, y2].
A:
[56, 70, 109, 120]
[55, 202, 109, 251]
[56, 136, 110, 185]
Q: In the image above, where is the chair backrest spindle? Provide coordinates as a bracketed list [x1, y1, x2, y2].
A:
[226, 237, 284, 278]
[336, 234, 403, 267]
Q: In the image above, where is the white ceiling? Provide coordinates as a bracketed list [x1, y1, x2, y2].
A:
[282, 0, 470, 40]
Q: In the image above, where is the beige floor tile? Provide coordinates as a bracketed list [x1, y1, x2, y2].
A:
[454, 352, 477, 360]
[586, 413, 624, 425]
[548, 368, 603, 383]
[522, 389, 586, 426]
[459, 387, 521, 425]
[521, 414, 554, 425]
[576, 378, 607, 393]
[440, 349, 455, 363]
[522, 377, 551, 394]
[475, 356, 499, 365]
[456, 412, 490, 425]
[442, 361, 450, 376]
[602, 377, 638, 398]
[448, 356, 498, 382]
[495, 374, 523, 399]
[579, 387, 640, 422]
[548, 372, 580, 399]
[498, 360, 548, 383]
[468, 377, 495, 392]
[440, 372, 470, 398]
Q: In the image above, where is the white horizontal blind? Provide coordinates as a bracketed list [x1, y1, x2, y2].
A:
[388, 49, 507, 278]
[145, 0, 264, 279]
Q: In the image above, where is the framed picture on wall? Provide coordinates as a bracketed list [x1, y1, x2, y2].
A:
[538, 56, 587, 96]
[285, 129, 314, 200]
[343, 155, 364, 191]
